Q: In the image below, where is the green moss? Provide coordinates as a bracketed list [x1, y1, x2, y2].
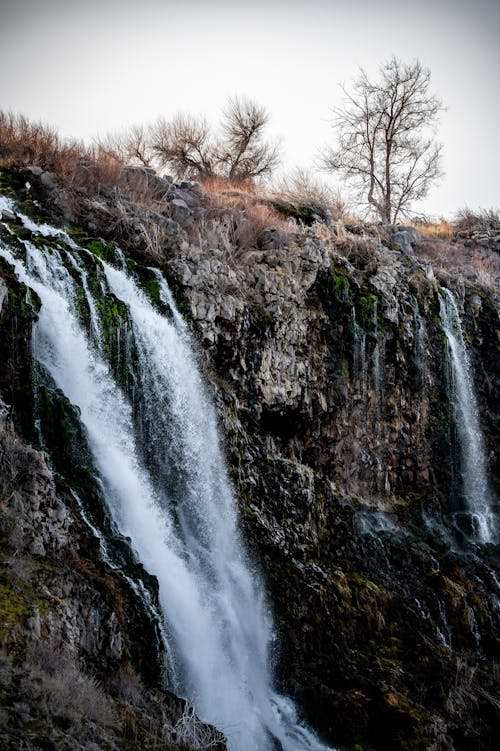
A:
[0, 581, 30, 641]
[357, 294, 379, 329]
[136, 269, 172, 315]
[161, 271, 190, 318]
[66, 227, 118, 264]
[27, 232, 64, 252]
[0, 574, 49, 645]
[314, 267, 353, 307]
[269, 199, 319, 226]
[330, 271, 352, 302]
[429, 389, 450, 430]
[0, 169, 19, 197]
[252, 305, 274, 328]
[144, 277, 161, 307]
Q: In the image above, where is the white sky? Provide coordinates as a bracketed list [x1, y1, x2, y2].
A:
[0, 0, 499, 219]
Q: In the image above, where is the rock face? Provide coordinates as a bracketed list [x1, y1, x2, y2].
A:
[166, 230, 500, 750]
[1, 170, 499, 751]
[0, 227, 225, 750]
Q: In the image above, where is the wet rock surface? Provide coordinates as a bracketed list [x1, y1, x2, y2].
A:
[1, 172, 499, 750]
[166, 230, 500, 750]
[0, 245, 226, 751]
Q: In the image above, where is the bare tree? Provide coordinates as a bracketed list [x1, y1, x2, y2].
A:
[150, 113, 215, 179]
[322, 57, 444, 223]
[122, 124, 155, 167]
[139, 98, 279, 182]
[218, 97, 280, 180]
[96, 124, 153, 168]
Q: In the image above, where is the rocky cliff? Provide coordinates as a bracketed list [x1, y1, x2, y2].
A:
[0, 167, 499, 751]
[0, 177, 225, 750]
[164, 222, 500, 749]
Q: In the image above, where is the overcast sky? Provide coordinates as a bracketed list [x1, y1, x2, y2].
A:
[1, 0, 499, 218]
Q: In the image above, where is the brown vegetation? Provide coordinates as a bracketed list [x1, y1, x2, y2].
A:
[100, 96, 280, 183]
[0, 111, 123, 194]
[453, 206, 500, 234]
[416, 237, 500, 289]
[1, 109, 499, 276]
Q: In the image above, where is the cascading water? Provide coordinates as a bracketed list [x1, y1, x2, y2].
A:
[0, 205, 334, 751]
[439, 287, 496, 543]
[351, 307, 367, 399]
[371, 301, 384, 428]
[410, 296, 427, 389]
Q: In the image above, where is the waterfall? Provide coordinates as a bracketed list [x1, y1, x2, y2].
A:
[351, 307, 367, 399]
[439, 287, 496, 543]
[0, 209, 334, 751]
[371, 300, 384, 428]
[410, 296, 427, 389]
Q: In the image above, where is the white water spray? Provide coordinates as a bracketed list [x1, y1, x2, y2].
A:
[0, 213, 334, 751]
[439, 288, 496, 543]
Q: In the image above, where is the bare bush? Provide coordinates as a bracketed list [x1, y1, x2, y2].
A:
[99, 124, 155, 168]
[189, 196, 293, 256]
[24, 642, 117, 729]
[0, 110, 126, 202]
[108, 97, 280, 183]
[453, 206, 500, 234]
[274, 167, 349, 222]
[151, 113, 216, 179]
[168, 702, 225, 750]
[218, 96, 280, 180]
[416, 238, 500, 290]
[0, 111, 60, 169]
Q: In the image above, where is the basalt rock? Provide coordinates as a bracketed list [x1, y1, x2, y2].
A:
[1, 172, 499, 751]
[0, 241, 226, 750]
[166, 229, 500, 750]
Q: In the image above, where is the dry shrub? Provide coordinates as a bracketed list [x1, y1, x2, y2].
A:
[416, 238, 500, 289]
[167, 702, 225, 750]
[454, 207, 500, 234]
[273, 167, 349, 223]
[106, 664, 145, 706]
[187, 176, 294, 253]
[0, 110, 126, 200]
[200, 174, 258, 199]
[0, 111, 60, 169]
[189, 201, 293, 255]
[411, 217, 454, 239]
[24, 641, 117, 729]
[235, 202, 292, 248]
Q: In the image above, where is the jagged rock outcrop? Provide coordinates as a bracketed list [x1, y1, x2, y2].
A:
[1, 167, 499, 751]
[165, 229, 500, 750]
[0, 213, 226, 750]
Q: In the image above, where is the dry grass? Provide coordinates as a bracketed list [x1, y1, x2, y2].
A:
[0, 112, 60, 168]
[0, 111, 124, 195]
[22, 641, 117, 729]
[411, 217, 454, 239]
[272, 167, 350, 223]
[454, 207, 500, 234]
[416, 237, 500, 289]
[411, 209, 500, 239]
[188, 175, 296, 252]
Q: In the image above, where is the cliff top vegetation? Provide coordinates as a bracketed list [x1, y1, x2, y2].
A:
[0, 109, 499, 292]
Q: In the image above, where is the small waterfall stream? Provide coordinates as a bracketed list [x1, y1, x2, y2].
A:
[439, 288, 496, 543]
[0, 208, 334, 751]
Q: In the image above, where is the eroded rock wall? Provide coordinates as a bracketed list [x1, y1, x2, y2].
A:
[0, 252, 225, 751]
[1, 169, 499, 751]
[166, 230, 500, 750]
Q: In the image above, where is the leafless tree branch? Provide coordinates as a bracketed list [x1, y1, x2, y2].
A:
[321, 57, 444, 223]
